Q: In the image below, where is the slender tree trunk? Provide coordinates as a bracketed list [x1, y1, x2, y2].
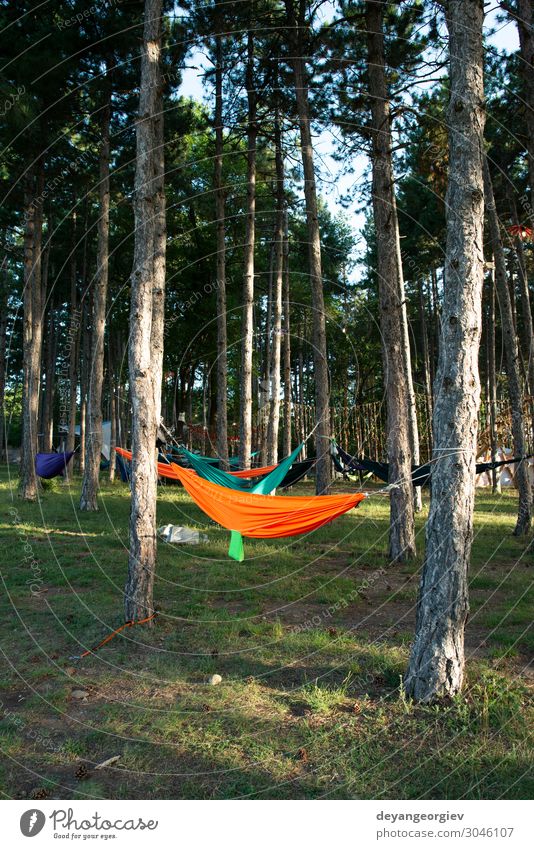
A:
[486, 263, 501, 493]
[239, 30, 257, 471]
[0, 268, 8, 461]
[286, 5, 331, 492]
[404, 0, 485, 701]
[80, 80, 111, 511]
[366, 0, 415, 558]
[418, 278, 433, 448]
[266, 115, 284, 465]
[20, 165, 44, 500]
[283, 209, 292, 458]
[214, 30, 229, 467]
[108, 343, 116, 482]
[484, 160, 532, 534]
[505, 0, 534, 209]
[508, 190, 534, 410]
[41, 306, 57, 453]
[66, 214, 79, 477]
[124, 0, 165, 622]
[260, 241, 274, 463]
[79, 294, 91, 475]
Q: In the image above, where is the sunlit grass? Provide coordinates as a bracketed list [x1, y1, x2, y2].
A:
[0, 465, 531, 799]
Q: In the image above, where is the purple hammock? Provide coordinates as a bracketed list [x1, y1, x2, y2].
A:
[35, 451, 75, 479]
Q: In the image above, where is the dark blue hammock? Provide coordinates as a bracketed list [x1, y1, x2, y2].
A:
[35, 451, 75, 479]
[333, 444, 530, 487]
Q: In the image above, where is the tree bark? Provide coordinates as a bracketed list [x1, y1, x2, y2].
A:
[239, 30, 257, 471]
[484, 160, 532, 533]
[365, 0, 415, 558]
[486, 263, 501, 493]
[214, 28, 229, 467]
[66, 213, 79, 478]
[404, 0, 485, 702]
[80, 78, 111, 511]
[41, 305, 57, 454]
[282, 208, 292, 458]
[504, 0, 534, 208]
[0, 263, 8, 461]
[266, 114, 285, 465]
[124, 0, 165, 622]
[20, 165, 44, 500]
[286, 1, 331, 492]
[508, 190, 534, 405]
[418, 278, 433, 449]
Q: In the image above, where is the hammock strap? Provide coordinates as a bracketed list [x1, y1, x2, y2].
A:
[77, 613, 158, 659]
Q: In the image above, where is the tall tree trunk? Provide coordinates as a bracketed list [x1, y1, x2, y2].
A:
[286, 2, 331, 492]
[79, 293, 91, 475]
[80, 80, 111, 510]
[505, 0, 534, 207]
[282, 208, 292, 458]
[66, 213, 79, 477]
[124, 0, 165, 622]
[260, 240, 273, 463]
[266, 114, 284, 465]
[41, 306, 57, 453]
[0, 264, 8, 461]
[486, 262, 501, 493]
[404, 0, 485, 701]
[418, 278, 433, 448]
[365, 0, 415, 558]
[108, 343, 116, 482]
[508, 189, 534, 405]
[239, 30, 256, 471]
[214, 25, 229, 467]
[484, 160, 532, 534]
[20, 165, 44, 500]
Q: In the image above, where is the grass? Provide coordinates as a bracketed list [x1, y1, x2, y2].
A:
[0, 464, 532, 799]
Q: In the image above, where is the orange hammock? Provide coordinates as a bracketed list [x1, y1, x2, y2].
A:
[116, 447, 366, 560]
[164, 461, 366, 539]
[230, 463, 277, 478]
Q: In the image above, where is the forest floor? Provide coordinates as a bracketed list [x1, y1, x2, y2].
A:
[0, 464, 532, 800]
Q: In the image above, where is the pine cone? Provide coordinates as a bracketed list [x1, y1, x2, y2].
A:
[75, 763, 90, 782]
[29, 787, 50, 800]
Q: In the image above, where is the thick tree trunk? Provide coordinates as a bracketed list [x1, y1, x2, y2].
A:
[80, 82, 111, 511]
[484, 160, 532, 534]
[124, 0, 165, 623]
[286, 8, 331, 493]
[404, 0, 485, 701]
[282, 209, 292, 458]
[239, 30, 256, 471]
[20, 166, 44, 500]
[266, 115, 284, 465]
[366, 0, 415, 558]
[214, 30, 229, 467]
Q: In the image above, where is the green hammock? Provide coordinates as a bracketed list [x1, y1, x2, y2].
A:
[180, 444, 304, 561]
[180, 444, 303, 493]
[167, 444, 257, 467]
